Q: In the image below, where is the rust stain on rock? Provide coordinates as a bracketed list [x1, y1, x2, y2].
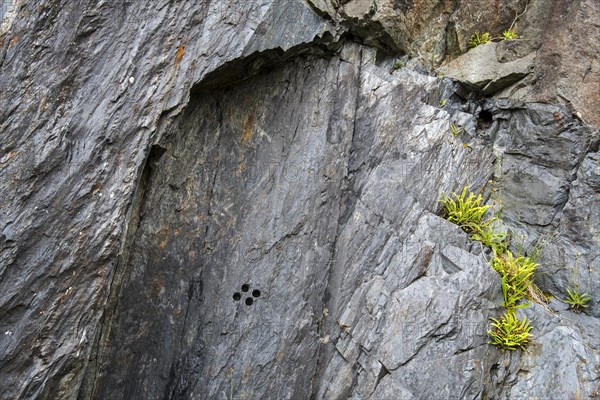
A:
[159, 238, 169, 249]
[175, 46, 185, 66]
[242, 114, 255, 145]
[156, 228, 170, 249]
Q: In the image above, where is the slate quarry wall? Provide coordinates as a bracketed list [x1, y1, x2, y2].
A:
[0, 1, 598, 399]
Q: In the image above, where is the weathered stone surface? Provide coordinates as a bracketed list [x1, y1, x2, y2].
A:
[315, 0, 526, 62]
[488, 101, 600, 321]
[522, 0, 600, 127]
[439, 42, 536, 94]
[487, 301, 600, 399]
[0, 1, 598, 399]
[0, 1, 336, 398]
[312, 0, 600, 125]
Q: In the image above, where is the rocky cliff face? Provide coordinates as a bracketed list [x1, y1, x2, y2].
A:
[0, 1, 598, 399]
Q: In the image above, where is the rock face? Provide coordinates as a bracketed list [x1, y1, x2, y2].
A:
[439, 41, 536, 95]
[0, 1, 598, 400]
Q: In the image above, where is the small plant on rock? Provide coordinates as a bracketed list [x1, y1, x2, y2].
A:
[391, 59, 404, 72]
[470, 218, 507, 252]
[564, 288, 591, 312]
[440, 186, 489, 233]
[449, 123, 462, 137]
[491, 250, 537, 309]
[488, 310, 532, 351]
[440, 185, 537, 351]
[468, 32, 491, 49]
[502, 29, 519, 40]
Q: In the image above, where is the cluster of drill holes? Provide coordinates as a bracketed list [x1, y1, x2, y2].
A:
[233, 283, 261, 306]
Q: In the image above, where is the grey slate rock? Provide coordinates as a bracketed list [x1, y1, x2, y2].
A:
[439, 42, 536, 95]
[0, 1, 599, 399]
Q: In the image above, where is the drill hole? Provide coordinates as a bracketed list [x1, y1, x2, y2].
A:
[252, 289, 261, 298]
[241, 284, 250, 292]
[233, 292, 241, 301]
[245, 297, 254, 306]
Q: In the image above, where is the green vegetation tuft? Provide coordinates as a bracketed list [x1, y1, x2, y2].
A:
[502, 29, 519, 40]
[470, 218, 507, 252]
[564, 288, 591, 312]
[488, 310, 532, 351]
[449, 123, 462, 138]
[440, 186, 488, 233]
[391, 59, 404, 72]
[492, 250, 537, 309]
[468, 32, 491, 49]
[440, 185, 540, 351]
[467, 29, 520, 51]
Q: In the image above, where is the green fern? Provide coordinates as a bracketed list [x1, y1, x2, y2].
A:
[470, 218, 507, 252]
[502, 29, 519, 40]
[491, 250, 537, 309]
[488, 310, 532, 351]
[440, 186, 489, 233]
[564, 288, 591, 312]
[468, 32, 491, 49]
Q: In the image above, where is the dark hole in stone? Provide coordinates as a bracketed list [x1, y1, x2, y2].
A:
[241, 284, 249, 292]
[478, 109, 493, 125]
[233, 292, 241, 301]
[252, 289, 261, 298]
[245, 297, 254, 306]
